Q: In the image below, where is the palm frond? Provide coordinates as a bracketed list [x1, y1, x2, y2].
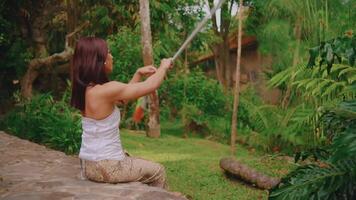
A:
[269, 159, 356, 200]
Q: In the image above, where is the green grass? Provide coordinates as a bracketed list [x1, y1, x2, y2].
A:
[121, 129, 295, 200]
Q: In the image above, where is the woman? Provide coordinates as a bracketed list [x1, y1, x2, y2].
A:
[70, 37, 172, 188]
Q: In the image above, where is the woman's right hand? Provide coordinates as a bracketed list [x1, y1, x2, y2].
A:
[160, 58, 173, 70]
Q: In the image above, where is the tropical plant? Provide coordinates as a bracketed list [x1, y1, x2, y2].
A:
[269, 101, 356, 200]
[247, 0, 355, 108]
[269, 34, 356, 199]
[240, 96, 316, 152]
[268, 34, 356, 148]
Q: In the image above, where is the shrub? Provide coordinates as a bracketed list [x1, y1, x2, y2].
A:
[159, 70, 229, 117]
[159, 71, 254, 140]
[107, 27, 143, 83]
[180, 103, 210, 136]
[2, 92, 81, 154]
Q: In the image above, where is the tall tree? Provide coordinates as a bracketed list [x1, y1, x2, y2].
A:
[207, 0, 235, 88]
[252, 0, 336, 108]
[66, 0, 80, 47]
[139, 0, 160, 138]
[18, 0, 86, 99]
[230, 0, 245, 154]
[266, 0, 308, 108]
[19, 0, 51, 98]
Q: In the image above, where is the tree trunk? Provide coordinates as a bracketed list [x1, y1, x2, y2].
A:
[20, 22, 88, 99]
[213, 40, 230, 88]
[220, 157, 280, 190]
[20, 5, 48, 99]
[213, 45, 225, 86]
[207, 0, 233, 89]
[281, 18, 301, 108]
[20, 67, 39, 99]
[66, 0, 79, 48]
[230, 0, 243, 154]
[223, 36, 231, 87]
[139, 0, 160, 138]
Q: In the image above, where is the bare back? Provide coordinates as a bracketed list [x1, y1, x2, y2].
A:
[83, 84, 115, 120]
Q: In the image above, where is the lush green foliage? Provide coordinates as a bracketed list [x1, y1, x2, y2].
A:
[159, 71, 230, 137]
[160, 71, 228, 117]
[269, 159, 356, 200]
[269, 101, 356, 200]
[270, 64, 356, 103]
[239, 94, 313, 152]
[324, 101, 356, 163]
[307, 35, 355, 71]
[108, 27, 143, 83]
[267, 33, 356, 152]
[1, 92, 81, 154]
[247, 0, 355, 77]
[269, 35, 356, 199]
[159, 71, 253, 139]
[157, 71, 256, 141]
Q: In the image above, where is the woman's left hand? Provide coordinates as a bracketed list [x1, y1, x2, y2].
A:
[137, 65, 157, 77]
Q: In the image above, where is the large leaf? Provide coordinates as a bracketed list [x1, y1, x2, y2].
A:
[269, 159, 356, 200]
[307, 46, 319, 68]
[307, 35, 355, 73]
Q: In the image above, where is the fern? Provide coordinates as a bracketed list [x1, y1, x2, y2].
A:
[240, 97, 272, 131]
[338, 67, 356, 77]
[270, 63, 355, 105]
[240, 97, 316, 149]
[268, 67, 294, 88]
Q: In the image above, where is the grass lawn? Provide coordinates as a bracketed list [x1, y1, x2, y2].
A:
[121, 128, 295, 200]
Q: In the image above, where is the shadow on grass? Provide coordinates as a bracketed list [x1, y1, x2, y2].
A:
[222, 171, 263, 190]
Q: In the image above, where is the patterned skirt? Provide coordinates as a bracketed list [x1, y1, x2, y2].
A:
[81, 155, 167, 189]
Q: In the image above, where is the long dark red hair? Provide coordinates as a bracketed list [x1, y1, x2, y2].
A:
[70, 37, 109, 111]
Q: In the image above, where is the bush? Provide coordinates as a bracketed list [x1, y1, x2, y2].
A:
[159, 71, 254, 141]
[107, 27, 143, 83]
[159, 70, 228, 137]
[159, 70, 228, 117]
[2, 92, 81, 154]
[180, 103, 210, 136]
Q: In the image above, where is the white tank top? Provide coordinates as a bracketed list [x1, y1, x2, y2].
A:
[79, 107, 125, 161]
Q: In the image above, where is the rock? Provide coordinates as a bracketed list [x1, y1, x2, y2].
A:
[0, 131, 187, 200]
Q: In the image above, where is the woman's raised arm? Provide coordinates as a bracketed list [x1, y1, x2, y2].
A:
[100, 58, 172, 102]
[129, 65, 157, 84]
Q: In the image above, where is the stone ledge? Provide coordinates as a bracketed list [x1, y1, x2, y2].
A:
[0, 131, 186, 200]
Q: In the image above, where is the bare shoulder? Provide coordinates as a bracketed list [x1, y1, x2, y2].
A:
[90, 80, 153, 102]
[97, 81, 126, 94]
[89, 81, 127, 101]
[100, 81, 126, 89]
